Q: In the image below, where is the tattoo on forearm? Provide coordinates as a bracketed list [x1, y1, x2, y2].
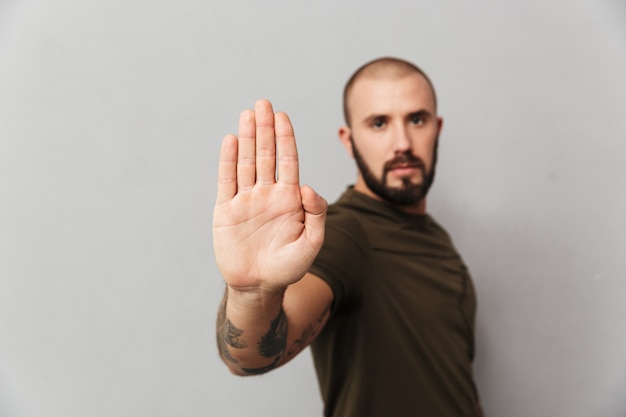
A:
[258, 308, 288, 358]
[241, 356, 281, 375]
[218, 334, 239, 364]
[287, 303, 331, 356]
[225, 319, 247, 349]
[216, 295, 247, 364]
[237, 308, 288, 376]
[217, 294, 289, 374]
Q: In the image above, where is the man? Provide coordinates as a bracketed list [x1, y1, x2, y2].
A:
[214, 57, 483, 416]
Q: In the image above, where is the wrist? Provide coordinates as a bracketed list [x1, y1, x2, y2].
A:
[225, 285, 286, 314]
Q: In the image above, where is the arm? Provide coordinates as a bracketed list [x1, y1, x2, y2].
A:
[213, 99, 331, 375]
[217, 273, 333, 375]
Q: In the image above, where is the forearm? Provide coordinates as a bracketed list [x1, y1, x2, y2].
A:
[216, 286, 288, 376]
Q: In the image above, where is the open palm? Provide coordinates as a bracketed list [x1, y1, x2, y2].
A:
[213, 100, 326, 291]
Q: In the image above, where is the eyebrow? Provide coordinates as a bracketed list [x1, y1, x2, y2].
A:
[361, 109, 434, 125]
[407, 109, 434, 120]
[362, 114, 388, 125]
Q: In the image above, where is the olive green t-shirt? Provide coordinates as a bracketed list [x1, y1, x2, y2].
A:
[309, 188, 482, 417]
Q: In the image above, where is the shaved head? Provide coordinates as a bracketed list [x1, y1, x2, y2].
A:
[342, 57, 437, 126]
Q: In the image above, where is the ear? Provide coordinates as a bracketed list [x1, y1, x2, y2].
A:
[338, 126, 354, 158]
[436, 116, 444, 135]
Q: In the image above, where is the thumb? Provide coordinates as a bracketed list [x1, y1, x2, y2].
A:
[300, 185, 327, 249]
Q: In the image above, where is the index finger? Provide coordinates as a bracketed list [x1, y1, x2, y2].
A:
[274, 111, 299, 185]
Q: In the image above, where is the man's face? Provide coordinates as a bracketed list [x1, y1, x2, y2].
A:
[350, 133, 438, 206]
[341, 73, 442, 210]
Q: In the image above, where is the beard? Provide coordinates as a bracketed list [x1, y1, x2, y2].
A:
[350, 135, 438, 207]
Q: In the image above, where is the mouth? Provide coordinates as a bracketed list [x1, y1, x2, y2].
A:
[390, 162, 420, 170]
[388, 165, 421, 177]
[386, 158, 423, 175]
[385, 153, 424, 170]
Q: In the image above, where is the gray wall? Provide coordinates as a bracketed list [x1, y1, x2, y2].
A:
[1, 0, 625, 416]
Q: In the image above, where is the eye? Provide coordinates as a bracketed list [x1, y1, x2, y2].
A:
[409, 115, 425, 125]
[371, 118, 386, 129]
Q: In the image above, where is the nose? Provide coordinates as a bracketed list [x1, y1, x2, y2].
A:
[393, 123, 412, 153]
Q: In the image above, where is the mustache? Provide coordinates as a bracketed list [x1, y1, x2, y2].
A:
[383, 152, 425, 173]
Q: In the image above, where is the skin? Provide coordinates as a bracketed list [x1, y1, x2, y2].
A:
[214, 72, 442, 375]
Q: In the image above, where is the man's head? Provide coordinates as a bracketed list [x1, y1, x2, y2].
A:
[339, 57, 442, 213]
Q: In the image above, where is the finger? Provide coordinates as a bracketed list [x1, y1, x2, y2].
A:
[301, 185, 327, 250]
[216, 134, 238, 204]
[254, 99, 277, 184]
[237, 109, 256, 191]
[301, 185, 327, 216]
[274, 111, 299, 185]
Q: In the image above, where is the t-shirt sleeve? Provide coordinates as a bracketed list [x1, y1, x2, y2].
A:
[308, 208, 370, 314]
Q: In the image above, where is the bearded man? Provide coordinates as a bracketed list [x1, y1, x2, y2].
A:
[214, 57, 483, 417]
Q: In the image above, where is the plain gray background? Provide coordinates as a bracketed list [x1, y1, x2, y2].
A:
[1, 0, 625, 416]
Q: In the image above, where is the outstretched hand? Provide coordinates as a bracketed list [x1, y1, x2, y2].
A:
[213, 100, 327, 293]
